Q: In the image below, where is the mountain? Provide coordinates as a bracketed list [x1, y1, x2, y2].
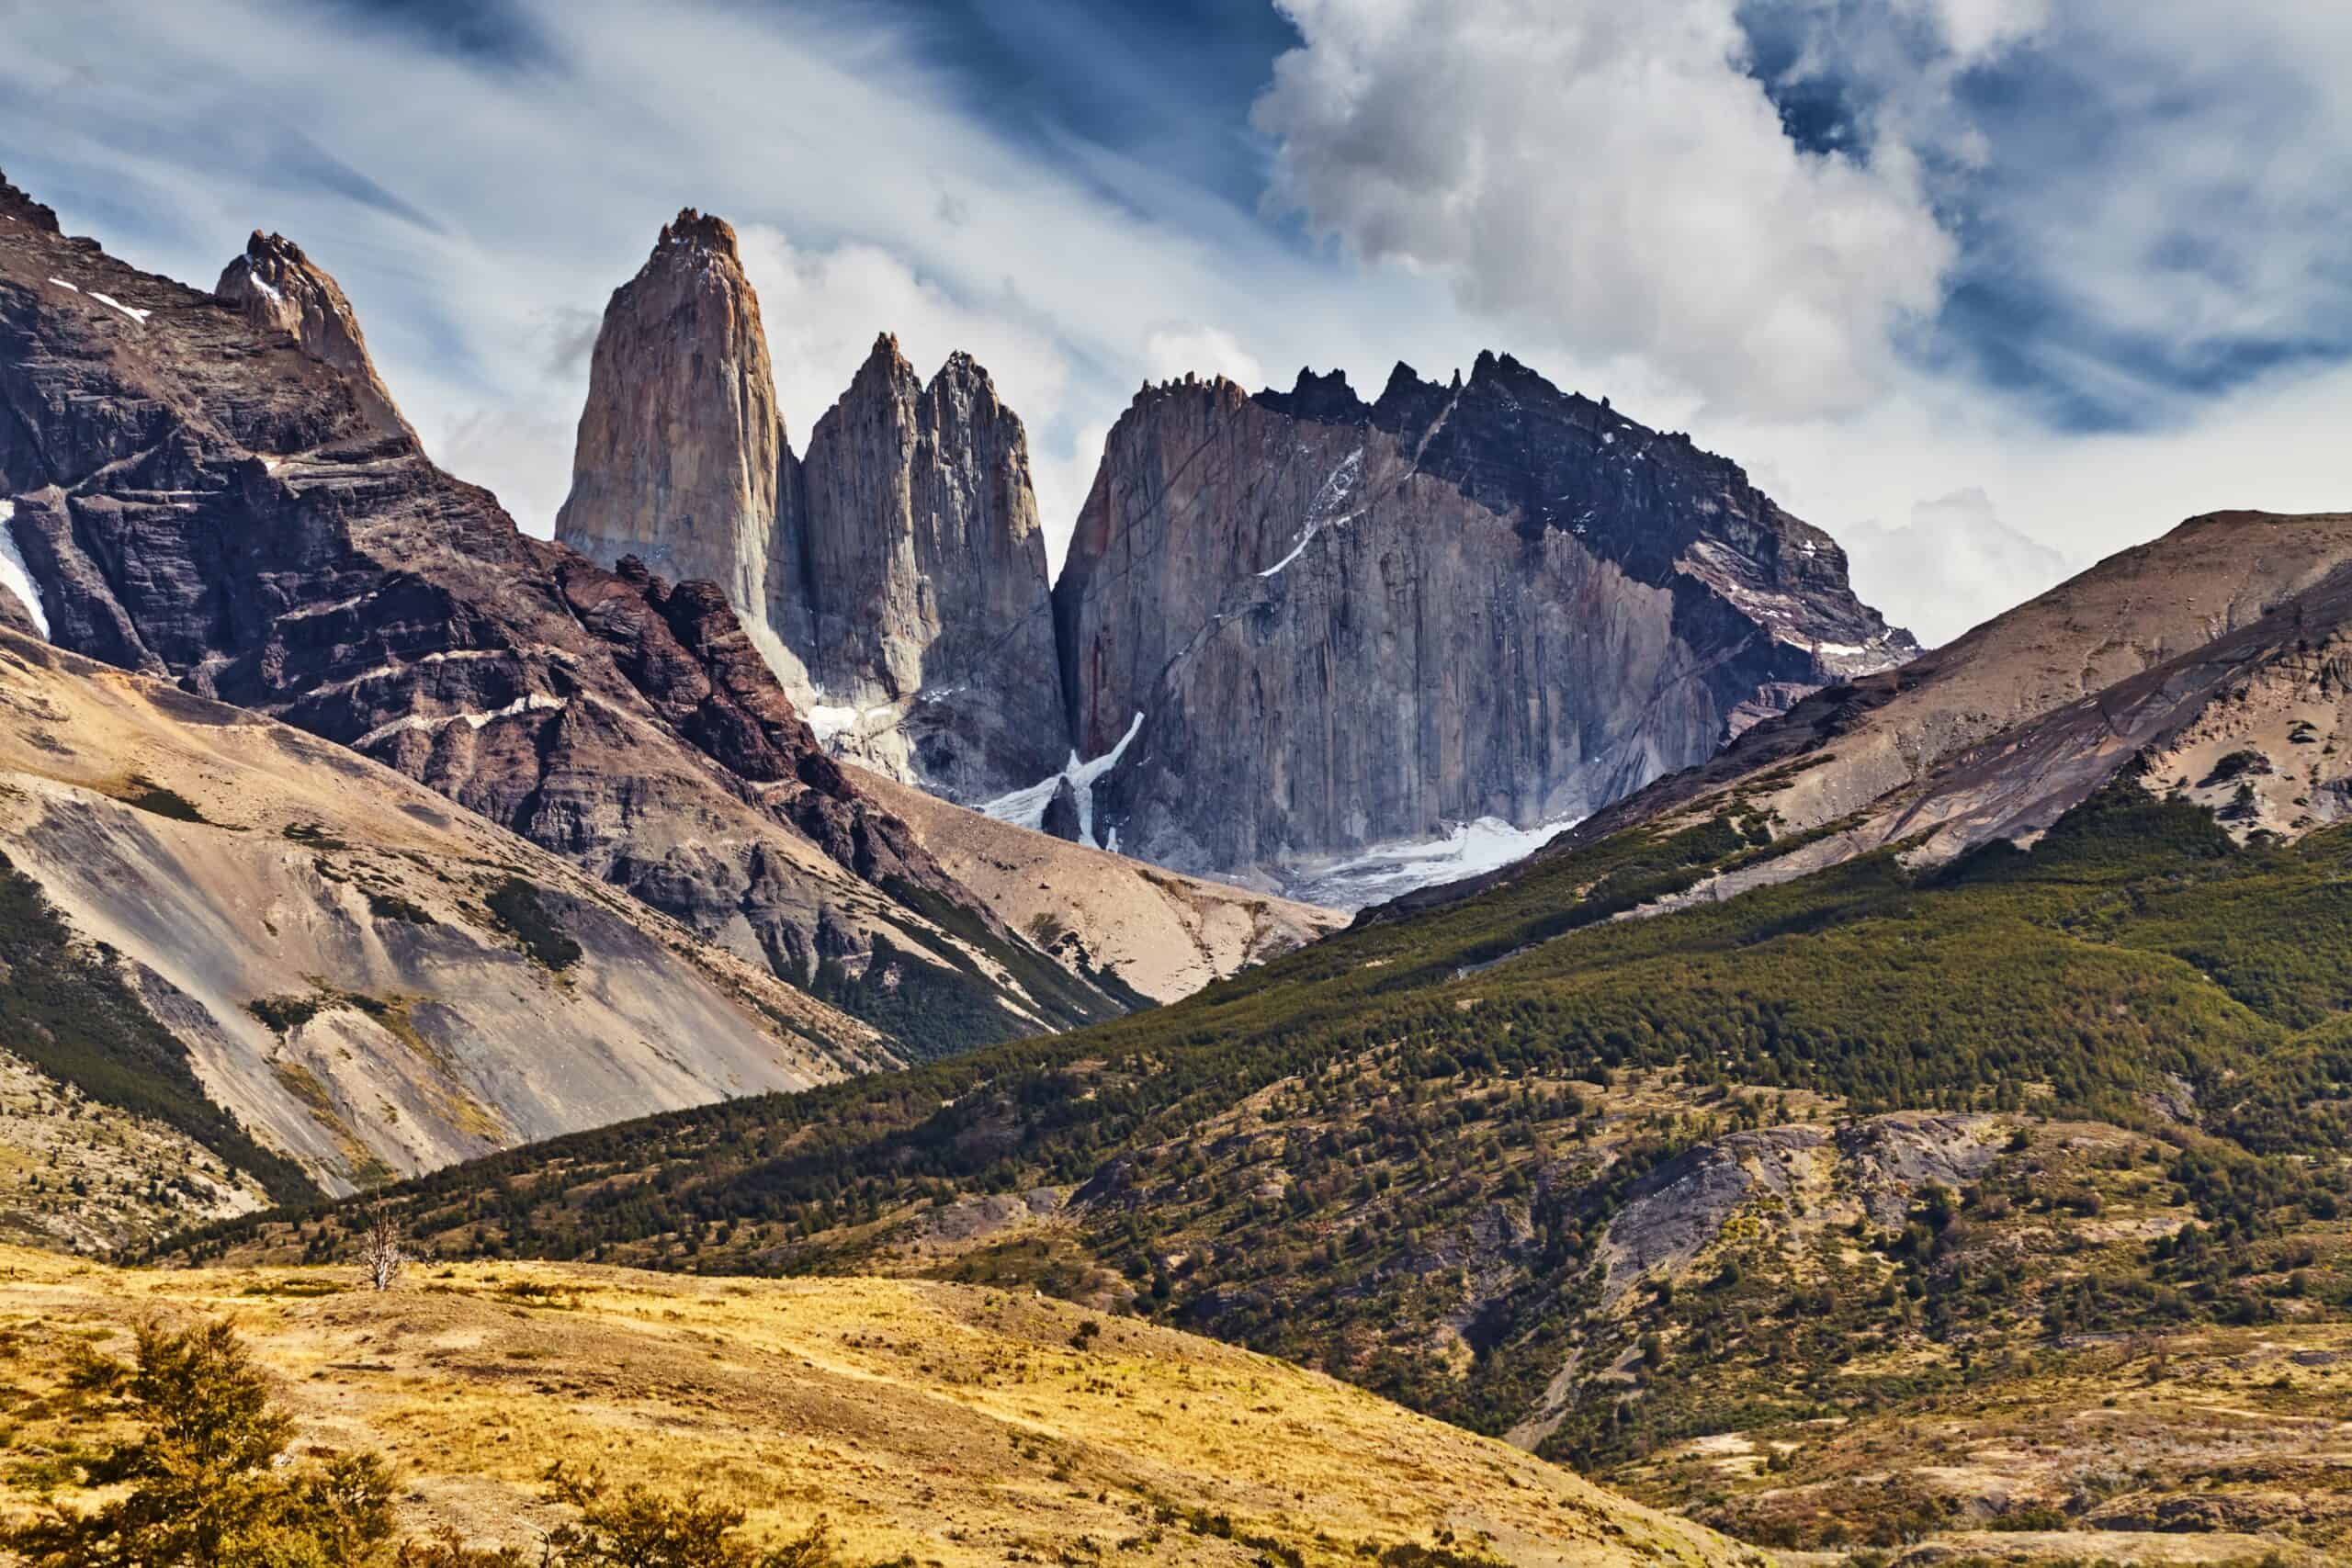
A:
[850, 761, 1344, 1002]
[553, 218, 1915, 905]
[551, 209, 786, 659]
[1052, 360, 1917, 894]
[0, 170, 1131, 1061]
[215, 229, 416, 444]
[1396, 509, 2352, 924]
[233, 510, 2352, 1563]
[0, 1245, 1758, 1568]
[0, 626, 888, 1248]
[557, 220, 1065, 804]
[776, 334, 1069, 801]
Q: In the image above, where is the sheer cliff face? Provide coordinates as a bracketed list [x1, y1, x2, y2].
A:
[775, 335, 1067, 799]
[554, 219, 1063, 804]
[0, 171, 1117, 1053]
[1054, 357, 1918, 880]
[215, 231, 414, 444]
[554, 209, 792, 672]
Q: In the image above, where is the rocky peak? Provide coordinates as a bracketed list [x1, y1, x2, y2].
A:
[852, 330, 918, 386]
[1256, 367, 1369, 425]
[1057, 345, 1918, 896]
[214, 230, 414, 442]
[656, 206, 741, 261]
[0, 169, 60, 233]
[775, 334, 1066, 801]
[554, 209, 791, 683]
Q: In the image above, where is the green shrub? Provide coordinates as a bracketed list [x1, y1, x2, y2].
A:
[485, 878, 582, 973]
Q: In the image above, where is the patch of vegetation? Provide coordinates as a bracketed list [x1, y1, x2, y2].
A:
[2199, 748, 2274, 786]
[485, 878, 582, 972]
[365, 888, 437, 927]
[245, 994, 325, 1034]
[111, 775, 215, 824]
[876, 874, 1128, 1036]
[808, 933, 1031, 1064]
[282, 820, 350, 850]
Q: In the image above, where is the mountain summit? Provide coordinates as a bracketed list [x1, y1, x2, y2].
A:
[555, 217, 1917, 902]
[1052, 357, 1917, 894]
[553, 207, 789, 668]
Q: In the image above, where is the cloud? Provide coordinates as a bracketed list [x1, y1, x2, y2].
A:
[1252, 0, 1957, 416]
[1838, 488, 2072, 647]
[1143, 325, 1266, 391]
[0, 0, 1429, 567]
[1, 0, 2346, 645]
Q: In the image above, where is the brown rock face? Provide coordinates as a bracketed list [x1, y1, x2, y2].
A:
[555, 209, 794, 679]
[0, 170, 1121, 1059]
[556, 220, 1063, 804]
[1052, 358, 1917, 886]
[775, 334, 1066, 799]
[215, 231, 414, 443]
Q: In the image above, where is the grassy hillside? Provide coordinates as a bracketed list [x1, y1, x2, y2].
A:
[0, 1246, 1753, 1568]
[178, 779, 2352, 1559]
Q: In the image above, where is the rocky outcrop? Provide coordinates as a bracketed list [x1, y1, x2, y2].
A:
[554, 209, 791, 675]
[1053, 358, 1917, 885]
[555, 219, 1066, 805]
[774, 335, 1066, 800]
[1039, 777, 1083, 843]
[215, 230, 414, 443]
[0, 169, 1123, 1059]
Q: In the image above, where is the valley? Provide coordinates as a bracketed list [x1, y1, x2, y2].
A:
[0, 1246, 1755, 1568]
[2, 128, 2349, 1568]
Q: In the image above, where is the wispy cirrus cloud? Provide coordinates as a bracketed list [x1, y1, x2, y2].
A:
[2, 0, 2347, 647]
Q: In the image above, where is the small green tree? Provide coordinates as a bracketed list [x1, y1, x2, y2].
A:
[4, 1317, 396, 1567]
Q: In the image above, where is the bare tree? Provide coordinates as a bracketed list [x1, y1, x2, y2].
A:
[360, 1203, 405, 1292]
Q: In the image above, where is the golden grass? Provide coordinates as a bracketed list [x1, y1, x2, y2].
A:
[0, 1247, 1758, 1568]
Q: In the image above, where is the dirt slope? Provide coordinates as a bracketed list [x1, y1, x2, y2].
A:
[0, 628, 889, 1224]
[853, 764, 1344, 1002]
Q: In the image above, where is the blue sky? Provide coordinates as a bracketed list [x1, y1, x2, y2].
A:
[5, 0, 2349, 641]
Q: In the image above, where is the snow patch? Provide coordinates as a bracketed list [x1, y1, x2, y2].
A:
[1813, 641, 1868, 658]
[1283, 815, 1581, 910]
[980, 711, 1146, 851]
[45, 276, 78, 294]
[88, 292, 150, 325]
[355, 694, 568, 749]
[1259, 447, 1363, 578]
[0, 501, 51, 640]
[806, 700, 895, 745]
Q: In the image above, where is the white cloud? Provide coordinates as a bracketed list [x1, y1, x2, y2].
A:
[1143, 325, 1267, 392]
[1905, 0, 2052, 60]
[1253, 0, 1956, 417]
[2, 0, 2346, 650]
[1838, 488, 2072, 647]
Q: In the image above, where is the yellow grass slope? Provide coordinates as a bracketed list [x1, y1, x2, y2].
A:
[0, 1247, 1759, 1568]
